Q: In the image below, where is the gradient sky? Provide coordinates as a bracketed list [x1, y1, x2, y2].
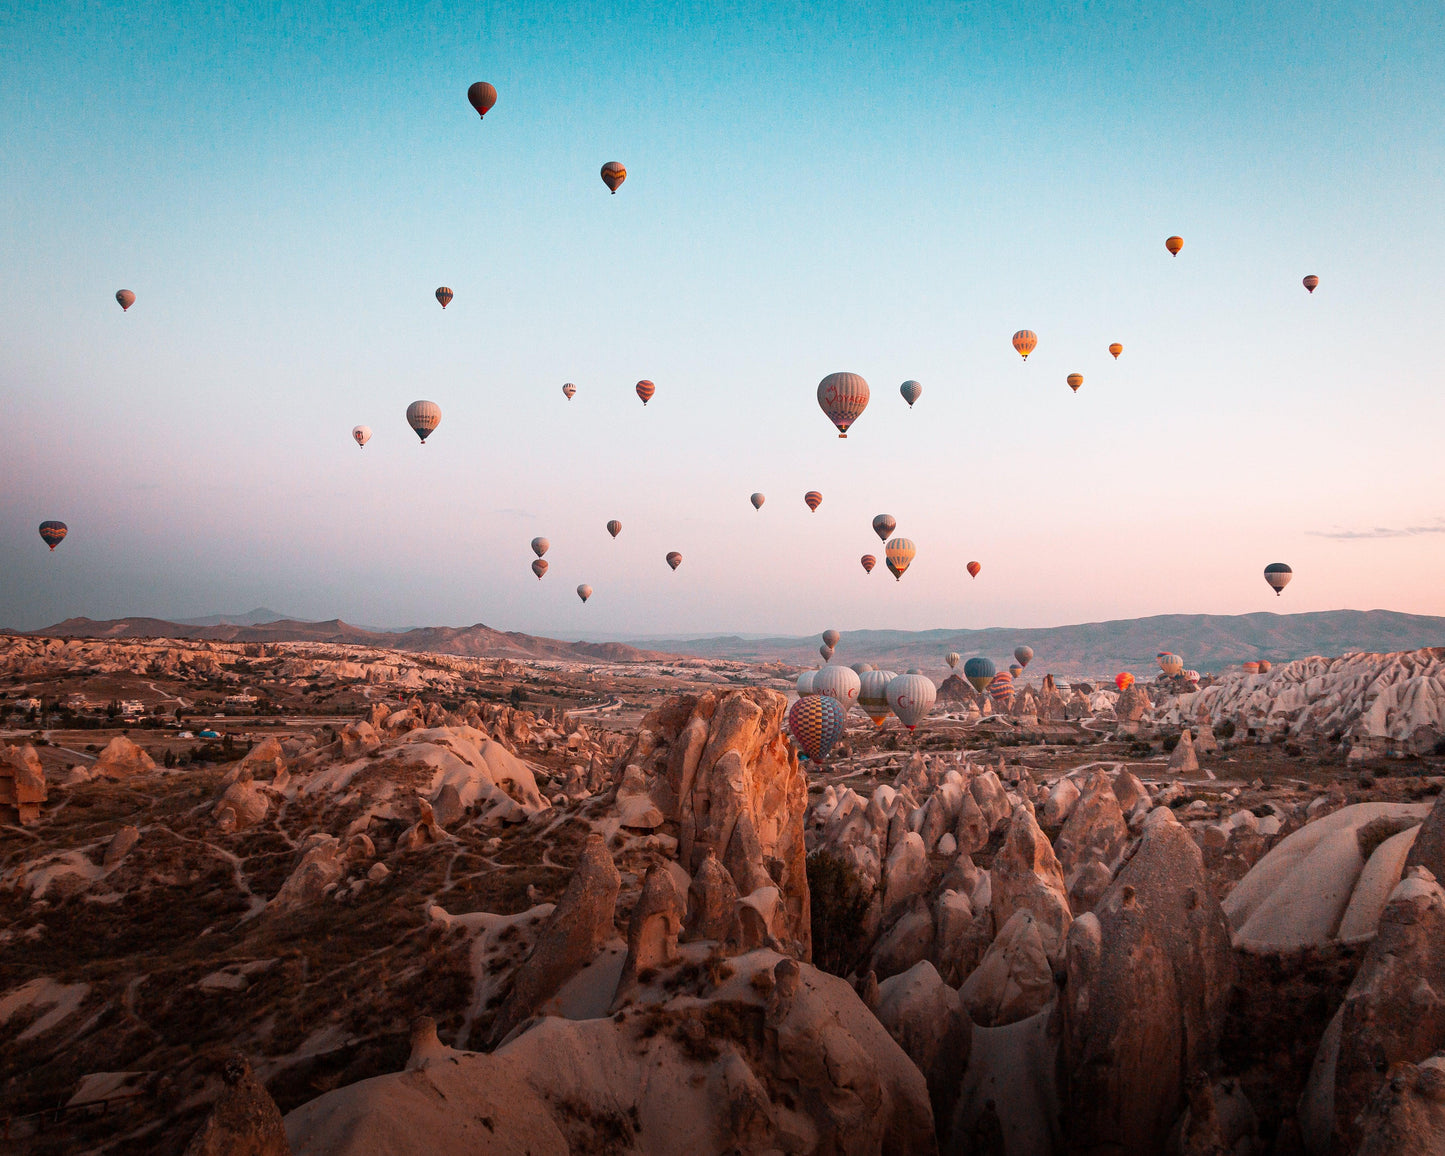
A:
[2, 1, 1443, 637]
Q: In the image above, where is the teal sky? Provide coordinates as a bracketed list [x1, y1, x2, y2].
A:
[2, 1, 1443, 636]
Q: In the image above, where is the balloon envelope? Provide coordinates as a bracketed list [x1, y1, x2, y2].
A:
[849, 662, 873, 675]
[989, 672, 1013, 705]
[1109, 343, 1123, 359]
[1008, 663, 1023, 679]
[531, 537, 549, 557]
[531, 559, 548, 579]
[899, 380, 922, 408]
[822, 630, 840, 648]
[1242, 662, 1260, 674]
[946, 652, 960, 669]
[351, 425, 371, 448]
[816, 371, 870, 438]
[860, 554, 876, 574]
[814, 664, 861, 713]
[435, 286, 453, 309]
[884, 537, 916, 581]
[38, 521, 67, 550]
[1258, 660, 1273, 673]
[1160, 654, 1184, 677]
[858, 669, 896, 725]
[1166, 235, 1184, 255]
[1067, 373, 1083, 393]
[115, 289, 135, 311]
[406, 400, 441, 442]
[576, 585, 592, 602]
[562, 383, 577, 399]
[601, 161, 627, 192]
[666, 551, 682, 570]
[606, 520, 622, 538]
[820, 645, 834, 661]
[966, 561, 981, 578]
[1303, 275, 1319, 293]
[1115, 672, 1134, 690]
[872, 514, 896, 541]
[796, 670, 818, 696]
[1264, 563, 1293, 596]
[467, 81, 497, 118]
[963, 656, 995, 692]
[1014, 646, 1033, 667]
[804, 491, 823, 512]
[636, 380, 655, 405]
[1012, 330, 1037, 360]
[887, 673, 937, 731]
[750, 493, 765, 509]
[788, 693, 845, 761]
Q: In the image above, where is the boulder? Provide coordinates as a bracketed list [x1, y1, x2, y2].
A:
[958, 910, 1055, 1027]
[183, 1056, 291, 1156]
[954, 791, 990, 855]
[612, 865, 683, 1008]
[1112, 770, 1148, 815]
[1167, 729, 1200, 773]
[1053, 770, 1129, 885]
[969, 771, 1012, 833]
[268, 838, 345, 914]
[684, 848, 739, 943]
[337, 720, 381, 759]
[990, 805, 1072, 965]
[1042, 778, 1081, 827]
[216, 772, 270, 831]
[1353, 1056, 1445, 1156]
[93, 736, 156, 779]
[876, 961, 972, 1135]
[883, 831, 930, 921]
[1, 744, 47, 825]
[103, 825, 140, 868]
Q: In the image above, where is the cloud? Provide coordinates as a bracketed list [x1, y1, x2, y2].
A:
[1308, 518, 1445, 540]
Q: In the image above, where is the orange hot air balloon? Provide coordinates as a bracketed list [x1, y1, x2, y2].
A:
[861, 554, 876, 574]
[884, 537, 916, 581]
[601, 162, 627, 193]
[1108, 342, 1123, 359]
[804, 491, 822, 512]
[435, 286, 453, 309]
[966, 561, 981, 578]
[1012, 330, 1038, 360]
[636, 380, 655, 405]
[1166, 235, 1184, 256]
[115, 289, 135, 312]
[467, 82, 497, 119]
[562, 382, 577, 400]
[1066, 373, 1083, 393]
[666, 551, 682, 571]
[1303, 275, 1319, 293]
[1115, 671, 1134, 690]
[531, 559, 548, 580]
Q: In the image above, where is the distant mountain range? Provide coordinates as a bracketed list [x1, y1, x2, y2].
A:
[23, 616, 668, 664]
[647, 610, 1445, 675]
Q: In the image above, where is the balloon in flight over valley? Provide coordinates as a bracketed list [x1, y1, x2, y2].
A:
[115, 289, 135, 312]
[1067, 373, 1083, 393]
[816, 371, 870, 438]
[1013, 646, 1033, 668]
[562, 383, 577, 400]
[467, 81, 497, 118]
[531, 537, 549, 558]
[576, 585, 592, 603]
[1012, 330, 1037, 360]
[989, 671, 1013, 701]
[787, 693, 845, 762]
[351, 425, 371, 449]
[636, 380, 655, 405]
[804, 491, 822, 512]
[1264, 563, 1293, 596]
[899, 380, 922, 408]
[601, 161, 627, 193]
[858, 670, 896, 726]
[1159, 653, 1184, 677]
[666, 551, 682, 571]
[1303, 275, 1319, 293]
[606, 520, 622, 538]
[38, 521, 68, 551]
[822, 629, 840, 649]
[1109, 343, 1123, 359]
[813, 664, 861, 713]
[872, 514, 896, 541]
[751, 493, 765, 510]
[963, 656, 995, 693]
[435, 287, 453, 309]
[1166, 235, 1184, 256]
[946, 652, 960, 669]
[820, 645, 834, 661]
[860, 554, 876, 574]
[1259, 660, 1273, 673]
[1115, 672, 1134, 690]
[406, 400, 441, 444]
[1008, 663, 1023, 679]
[966, 561, 981, 579]
[531, 559, 548, 580]
[887, 673, 937, 731]
[1242, 662, 1260, 675]
[796, 670, 818, 696]
[884, 537, 916, 581]
[850, 662, 873, 675]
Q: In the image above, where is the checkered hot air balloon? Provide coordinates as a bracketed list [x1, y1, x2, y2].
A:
[787, 693, 845, 761]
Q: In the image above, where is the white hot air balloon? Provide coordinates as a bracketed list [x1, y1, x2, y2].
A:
[351, 425, 372, 448]
[946, 652, 960, 669]
[796, 670, 818, 696]
[886, 673, 937, 731]
[812, 664, 861, 713]
[857, 669, 898, 726]
[406, 400, 442, 443]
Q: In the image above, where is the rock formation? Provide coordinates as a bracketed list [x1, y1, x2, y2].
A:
[183, 1057, 291, 1156]
[1, 743, 46, 825]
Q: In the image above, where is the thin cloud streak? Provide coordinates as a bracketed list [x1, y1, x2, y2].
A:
[1309, 520, 1445, 540]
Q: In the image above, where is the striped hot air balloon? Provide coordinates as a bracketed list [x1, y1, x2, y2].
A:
[1183, 670, 1200, 683]
[1258, 660, 1273, 673]
[1067, 373, 1083, 393]
[562, 383, 577, 400]
[1109, 343, 1123, 359]
[963, 656, 995, 693]
[787, 693, 845, 761]
[435, 287, 453, 309]
[816, 372, 870, 438]
[38, 521, 68, 550]
[967, 561, 981, 578]
[1242, 662, 1261, 675]
[814, 664, 861, 713]
[606, 520, 622, 538]
[1166, 235, 1184, 256]
[850, 662, 873, 675]
[946, 652, 960, 669]
[601, 161, 627, 193]
[1159, 653, 1184, 678]
[636, 380, 655, 405]
[885, 537, 916, 581]
[467, 82, 497, 118]
[1264, 563, 1292, 596]
[1008, 663, 1023, 680]
[858, 669, 897, 726]
[1012, 330, 1037, 360]
[887, 673, 937, 731]
[988, 671, 1013, 706]
[406, 400, 441, 443]
[804, 491, 822, 512]
[860, 554, 876, 574]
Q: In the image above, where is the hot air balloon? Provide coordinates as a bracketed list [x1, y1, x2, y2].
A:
[406, 400, 441, 443]
[636, 380, 655, 405]
[963, 656, 995, 693]
[531, 537, 549, 558]
[1264, 563, 1293, 596]
[601, 161, 627, 193]
[796, 669, 818, 696]
[1012, 330, 1038, 360]
[666, 551, 682, 571]
[872, 514, 896, 541]
[1115, 672, 1134, 691]
[532, 559, 548, 580]
[1258, 660, 1273, 673]
[946, 652, 960, 669]
[822, 629, 840, 649]
[804, 491, 822, 512]
[966, 561, 981, 578]
[115, 289, 135, 312]
[1166, 235, 1184, 256]
[814, 664, 861, 713]
[38, 521, 67, 550]
[860, 554, 876, 574]
[1109, 343, 1123, 359]
[1067, 373, 1083, 393]
[562, 383, 577, 400]
[1008, 663, 1023, 680]
[1303, 275, 1319, 294]
[1160, 654, 1184, 678]
[467, 81, 497, 118]
[1183, 670, 1200, 683]
[435, 287, 453, 309]
[576, 584, 592, 603]
[751, 493, 765, 510]
[1242, 662, 1260, 675]
[989, 670, 1013, 700]
[887, 673, 937, 731]
[885, 537, 916, 581]
[1014, 646, 1033, 668]
[858, 669, 896, 726]
[351, 425, 371, 448]
[850, 662, 873, 675]
[820, 645, 834, 661]
[900, 380, 922, 408]
[816, 371, 870, 438]
[788, 693, 845, 761]
[606, 520, 622, 538]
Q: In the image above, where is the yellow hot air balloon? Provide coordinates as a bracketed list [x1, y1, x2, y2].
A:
[884, 537, 916, 581]
[1012, 330, 1037, 360]
[1166, 235, 1184, 256]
